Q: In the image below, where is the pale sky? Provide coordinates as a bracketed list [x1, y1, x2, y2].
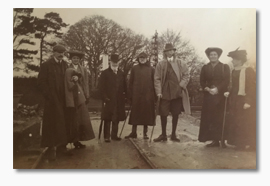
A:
[32, 8, 256, 64]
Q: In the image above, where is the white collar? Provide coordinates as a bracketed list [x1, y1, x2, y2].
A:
[167, 57, 174, 62]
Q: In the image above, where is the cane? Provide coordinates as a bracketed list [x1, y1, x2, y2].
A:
[220, 96, 228, 148]
[119, 105, 132, 138]
[149, 97, 161, 142]
[98, 102, 105, 142]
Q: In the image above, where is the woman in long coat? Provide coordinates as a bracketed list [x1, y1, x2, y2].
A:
[198, 47, 230, 147]
[125, 52, 156, 139]
[224, 49, 256, 150]
[65, 50, 95, 148]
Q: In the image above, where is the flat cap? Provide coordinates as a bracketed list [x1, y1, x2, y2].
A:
[53, 45, 66, 53]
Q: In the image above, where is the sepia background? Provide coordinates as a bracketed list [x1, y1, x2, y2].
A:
[4, 0, 270, 185]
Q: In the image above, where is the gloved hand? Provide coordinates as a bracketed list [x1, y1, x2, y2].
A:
[243, 103, 251, 109]
[224, 92, 230, 97]
[209, 87, 218, 95]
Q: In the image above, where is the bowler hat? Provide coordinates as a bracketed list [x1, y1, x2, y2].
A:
[53, 45, 66, 53]
[163, 43, 176, 52]
[68, 50, 85, 59]
[205, 47, 223, 57]
[137, 52, 148, 58]
[110, 54, 119, 63]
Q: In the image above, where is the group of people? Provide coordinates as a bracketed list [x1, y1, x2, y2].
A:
[38, 45, 95, 161]
[198, 47, 256, 150]
[38, 42, 256, 161]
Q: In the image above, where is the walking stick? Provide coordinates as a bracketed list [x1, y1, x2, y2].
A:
[98, 102, 105, 142]
[149, 97, 161, 142]
[221, 96, 228, 148]
[119, 105, 132, 138]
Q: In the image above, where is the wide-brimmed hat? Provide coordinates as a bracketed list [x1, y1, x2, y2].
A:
[205, 47, 223, 57]
[110, 54, 119, 63]
[228, 48, 247, 59]
[137, 52, 148, 59]
[163, 43, 176, 52]
[68, 50, 85, 59]
[53, 45, 66, 53]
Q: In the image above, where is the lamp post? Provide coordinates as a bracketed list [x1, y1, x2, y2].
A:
[151, 30, 158, 67]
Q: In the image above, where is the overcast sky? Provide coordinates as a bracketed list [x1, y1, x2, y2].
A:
[32, 8, 256, 64]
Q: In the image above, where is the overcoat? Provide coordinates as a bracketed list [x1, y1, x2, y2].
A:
[65, 64, 95, 142]
[226, 67, 256, 147]
[198, 62, 230, 142]
[98, 67, 127, 121]
[128, 62, 156, 126]
[37, 57, 68, 147]
[154, 58, 191, 114]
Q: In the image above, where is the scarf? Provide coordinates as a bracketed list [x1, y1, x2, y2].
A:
[234, 64, 249, 96]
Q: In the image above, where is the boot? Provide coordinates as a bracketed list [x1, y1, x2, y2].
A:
[125, 133, 137, 139]
[153, 134, 167, 142]
[171, 134, 180, 142]
[73, 141, 86, 149]
[206, 140, 220, 147]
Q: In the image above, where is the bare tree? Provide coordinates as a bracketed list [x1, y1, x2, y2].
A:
[62, 15, 147, 90]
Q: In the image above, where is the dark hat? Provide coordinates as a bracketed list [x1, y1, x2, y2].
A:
[68, 50, 85, 59]
[110, 54, 119, 63]
[205, 47, 223, 57]
[227, 48, 247, 59]
[163, 43, 176, 52]
[53, 45, 66, 53]
[137, 52, 148, 58]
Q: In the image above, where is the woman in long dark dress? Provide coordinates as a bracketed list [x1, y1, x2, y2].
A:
[224, 49, 256, 150]
[198, 47, 230, 147]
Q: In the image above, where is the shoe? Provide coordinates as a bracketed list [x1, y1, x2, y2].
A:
[111, 137, 121, 141]
[153, 135, 167, 142]
[143, 135, 149, 140]
[125, 133, 137, 139]
[206, 141, 220, 147]
[220, 141, 227, 148]
[171, 135, 180, 142]
[104, 139, 111, 143]
[73, 141, 86, 149]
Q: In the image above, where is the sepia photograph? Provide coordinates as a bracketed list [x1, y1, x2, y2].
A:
[12, 7, 257, 170]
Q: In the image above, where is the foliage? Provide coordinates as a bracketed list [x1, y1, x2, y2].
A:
[62, 15, 146, 89]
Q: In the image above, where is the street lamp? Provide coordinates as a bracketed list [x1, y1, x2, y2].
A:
[151, 30, 158, 67]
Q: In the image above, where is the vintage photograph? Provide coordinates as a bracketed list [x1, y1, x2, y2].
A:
[13, 8, 256, 169]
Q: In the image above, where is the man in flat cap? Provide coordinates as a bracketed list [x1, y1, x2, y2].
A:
[38, 44, 70, 160]
[153, 43, 191, 142]
[98, 54, 127, 142]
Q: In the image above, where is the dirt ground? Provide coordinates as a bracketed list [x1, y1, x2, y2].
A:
[14, 112, 256, 169]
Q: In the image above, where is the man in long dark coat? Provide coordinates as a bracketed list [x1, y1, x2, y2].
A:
[98, 54, 126, 142]
[38, 45, 69, 160]
[125, 52, 155, 139]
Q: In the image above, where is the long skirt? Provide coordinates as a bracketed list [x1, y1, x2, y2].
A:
[66, 103, 95, 143]
[226, 96, 256, 147]
[198, 93, 225, 142]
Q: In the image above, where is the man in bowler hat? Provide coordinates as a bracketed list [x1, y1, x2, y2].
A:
[98, 54, 127, 142]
